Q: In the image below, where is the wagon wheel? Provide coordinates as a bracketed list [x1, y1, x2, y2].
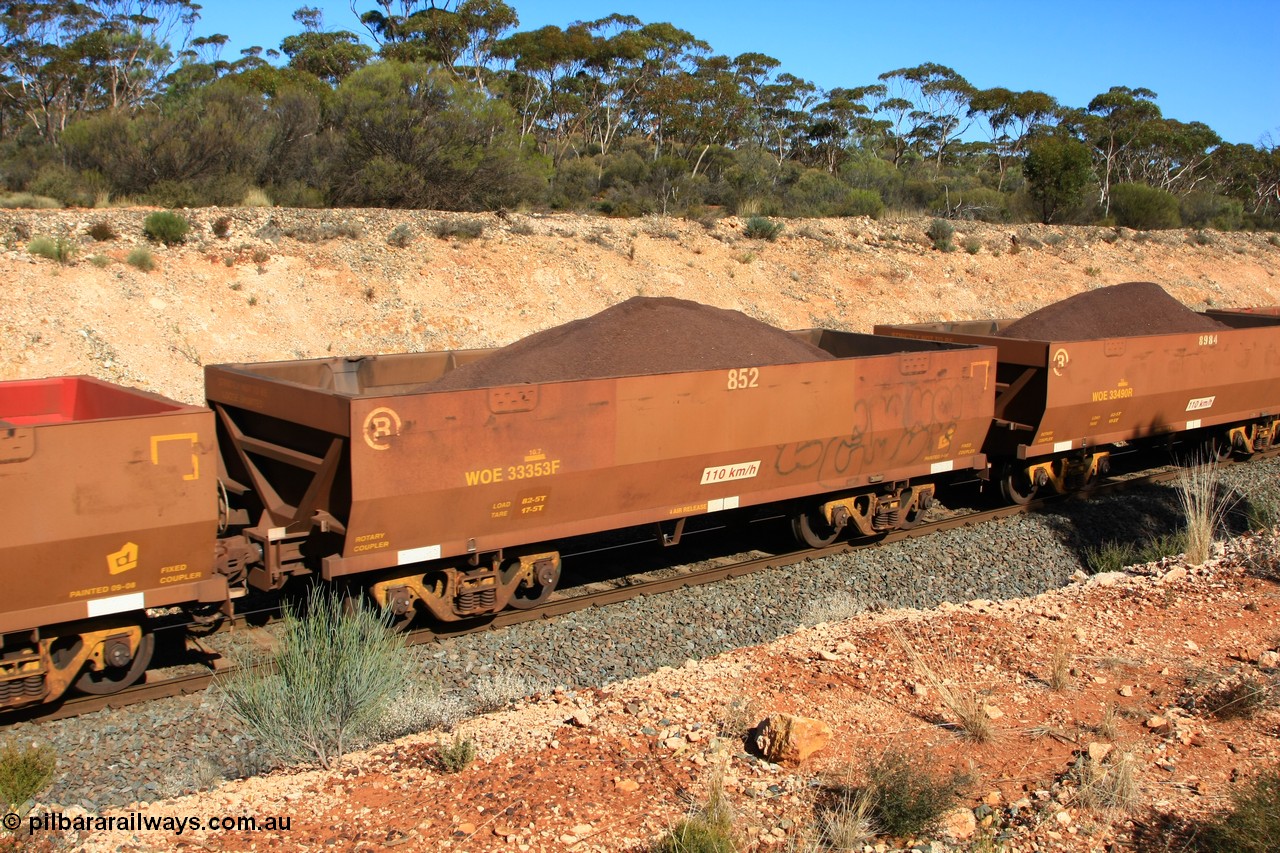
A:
[1202, 432, 1233, 463]
[74, 632, 155, 696]
[791, 507, 841, 548]
[1000, 468, 1038, 507]
[505, 559, 560, 610]
[898, 489, 931, 530]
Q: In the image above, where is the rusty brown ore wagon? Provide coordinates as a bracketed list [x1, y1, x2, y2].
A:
[875, 314, 1280, 504]
[204, 330, 996, 623]
[0, 377, 228, 709]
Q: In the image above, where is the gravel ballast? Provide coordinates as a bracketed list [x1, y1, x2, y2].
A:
[8, 456, 1279, 811]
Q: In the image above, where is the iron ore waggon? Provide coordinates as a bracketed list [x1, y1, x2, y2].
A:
[204, 330, 996, 626]
[875, 309, 1280, 504]
[0, 377, 227, 708]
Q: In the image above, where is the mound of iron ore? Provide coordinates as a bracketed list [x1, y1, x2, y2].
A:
[427, 296, 833, 390]
[997, 281, 1230, 340]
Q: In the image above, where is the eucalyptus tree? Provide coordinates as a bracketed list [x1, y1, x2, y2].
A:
[351, 0, 518, 87]
[623, 21, 708, 160]
[1084, 85, 1162, 212]
[756, 71, 815, 166]
[1212, 140, 1280, 220]
[493, 21, 596, 162]
[967, 87, 1058, 189]
[877, 62, 973, 169]
[0, 0, 202, 141]
[1117, 117, 1221, 196]
[282, 6, 372, 84]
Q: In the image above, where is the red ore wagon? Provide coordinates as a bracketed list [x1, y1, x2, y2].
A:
[0, 376, 225, 709]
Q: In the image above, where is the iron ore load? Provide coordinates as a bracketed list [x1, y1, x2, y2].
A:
[876, 282, 1280, 504]
[3, 287, 1278, 713]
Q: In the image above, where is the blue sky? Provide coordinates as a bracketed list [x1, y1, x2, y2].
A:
[197, 0, 1279, 146]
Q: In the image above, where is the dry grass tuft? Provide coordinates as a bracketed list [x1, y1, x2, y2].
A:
[1176, 458, 1235, 565]
[1048, 641, 1073, 691]
[1071, 749, 1139, 810]
[890, 623, 994, 742]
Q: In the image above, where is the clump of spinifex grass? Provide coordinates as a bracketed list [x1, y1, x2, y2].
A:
[816, 748, 967, 842]
[652, 769, 737, 853]
[890, 623, 993, 741]
[1191, 765, 1280, 852]
[1176, 458, 1236, 565]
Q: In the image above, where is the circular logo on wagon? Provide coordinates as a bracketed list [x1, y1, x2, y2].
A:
[363, 406, 402, 451]
[1052, 347, 1070, 377]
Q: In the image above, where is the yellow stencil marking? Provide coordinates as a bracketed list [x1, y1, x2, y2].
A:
[108, 541, 138, 574]
[363, 407, 402, 451]
[151, 433, 199, 481]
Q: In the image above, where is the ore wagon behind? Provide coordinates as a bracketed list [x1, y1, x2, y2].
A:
[0, 377, 225, 709]
[875, 316, 1280, 502]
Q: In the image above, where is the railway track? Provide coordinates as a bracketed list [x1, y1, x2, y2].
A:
[4, 456, 1262, 727]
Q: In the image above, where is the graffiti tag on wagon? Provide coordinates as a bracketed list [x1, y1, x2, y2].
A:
[772, 386, 961, 484]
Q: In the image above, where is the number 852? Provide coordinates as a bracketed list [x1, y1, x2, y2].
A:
[726, 367, 760, 390]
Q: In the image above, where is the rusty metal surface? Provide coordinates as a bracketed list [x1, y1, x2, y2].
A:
[0, 376, 223, 635]
[874, 318, 1280, 460]
[205, 331, 996, 581]
[1206, 306, 1280, 325]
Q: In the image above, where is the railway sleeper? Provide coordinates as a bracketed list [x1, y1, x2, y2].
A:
[369, 551, 562, 623]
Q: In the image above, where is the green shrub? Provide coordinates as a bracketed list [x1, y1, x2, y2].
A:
[0, 740, 56, 814]
[241, 187, 272, 207]
[87, 221, 117, 241]
[0, 192, 61, 209]
[89, 254, 112, 268]
[1109, 183, 1180, 230]
[652, 776, 735, 853]
[926, 218, 955, 252]
[28, 236, 75, 264]
[1181, 192, 1244, 231]
[964, 238, 981, 255]
[387, 223, 415, 248]
[436, 736, 477, 773]
[1085, 540, 1137, 573]
[836, 748, 966, 839]
[844, 188, 885, 219]
[126, 246, 156, 271]
[1243, 483, 1280, 532]
[218, 586, 410, 769]
[143, 211, 191, 245]
[432, 218, 486, 240]
[1194, 766, 1280, 852]
[782, 169, 883, 218]
[651, 818, 736, 853]
[743, 216, 783, 241]
[945, 186, 1009, 222]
